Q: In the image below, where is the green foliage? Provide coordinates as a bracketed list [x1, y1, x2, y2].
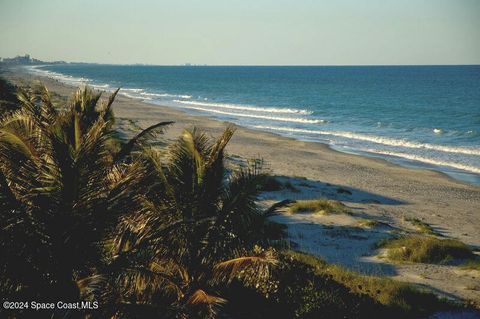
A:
[1, 85, 109, 293]
[289, 199, 348, 215]
[379, 236, 473, 264]
[269, 253, 381, 318]
[0, 85, 162, 309]
[279, 251, 449, 318]
[95, 127, 280, 317]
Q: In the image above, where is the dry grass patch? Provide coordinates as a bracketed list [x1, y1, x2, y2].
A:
[289, 199, 349, 215]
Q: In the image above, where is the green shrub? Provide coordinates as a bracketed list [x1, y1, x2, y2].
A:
[379, 236, 473, 264]
[289, 199, 348, 215]
[269, 252, 385, 318]
[280, 251, 449, 318]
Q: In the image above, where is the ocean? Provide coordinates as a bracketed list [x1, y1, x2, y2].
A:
[28, 64, 480, 185]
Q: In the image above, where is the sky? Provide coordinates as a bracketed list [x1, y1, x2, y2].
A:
[0, 0, 479, 65]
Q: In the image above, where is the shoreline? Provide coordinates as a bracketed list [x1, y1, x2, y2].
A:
[23, 64, 480, 187]
[3, 66, 480, 247]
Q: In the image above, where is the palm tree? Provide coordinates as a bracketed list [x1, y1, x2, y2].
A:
[0, 84, 278, 318]
[0, 85, 169, 307]
[101, 127, 279, 318]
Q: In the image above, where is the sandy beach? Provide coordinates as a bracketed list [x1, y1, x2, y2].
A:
[4, 66, 480, 304]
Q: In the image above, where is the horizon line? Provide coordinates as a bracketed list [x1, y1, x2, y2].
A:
[25, 62, 480, 67]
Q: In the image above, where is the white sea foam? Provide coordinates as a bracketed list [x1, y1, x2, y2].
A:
[123, 88, 144, 93]
[253, 125, 480, 156]
[120, 92, 142, 99]
[173, 100, 313, 115]
[92, 83, 110, 89]
[177, 106, 323, 124]
[433, 128, 443, 134]
[140, 92, 192, 99]
[26, 65, 91, 85]
[363, 149, 480, 174]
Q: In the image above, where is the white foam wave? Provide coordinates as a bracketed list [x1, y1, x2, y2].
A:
[92, 83, 110, 89]
[140, 92, 192, 99]
[123, 88, 144, 93]
[173, 100, 312, 115]
[120, 92, 142, 99]
[178, 106, 323, 124]
[363, 149, 480, 174]
[253, 125, 480, 156]
[26, 66, 91, 85]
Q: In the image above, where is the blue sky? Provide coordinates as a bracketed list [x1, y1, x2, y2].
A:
[0, 0, 479, 65]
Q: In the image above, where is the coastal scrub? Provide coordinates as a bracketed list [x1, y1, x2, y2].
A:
[289, 199, 349, 215]
[379, 236, 473, 264]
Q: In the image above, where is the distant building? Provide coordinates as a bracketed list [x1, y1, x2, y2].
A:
[0, 54, 65, 65]
[2, 54, 33, 64]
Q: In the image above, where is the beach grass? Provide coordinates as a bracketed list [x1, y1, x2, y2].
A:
[282, 250, 449, 316]
[379, 236, 473, 264]
[289, 199, 349, 215]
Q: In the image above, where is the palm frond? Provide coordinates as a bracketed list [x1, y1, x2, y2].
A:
[186, 289, 227, 306]
[114, 121, 174, 161]
[38, 85, 58, 125]
[114, 264, 184, 302]
[205, 126, 235, 168]
[103, 88, 120, 112]
[77, 274, 105, 300]
[212, 248, 277, 284]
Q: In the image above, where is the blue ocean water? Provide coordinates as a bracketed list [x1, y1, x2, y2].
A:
[29, 64, 480, 185]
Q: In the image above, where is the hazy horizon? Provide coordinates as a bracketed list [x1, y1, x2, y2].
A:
[1, 0, 479, 66]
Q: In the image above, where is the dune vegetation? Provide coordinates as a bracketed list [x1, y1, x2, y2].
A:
[0, 83, 457, 318]
[379, 235, 473, 264]
[288, 199, 349, 215]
